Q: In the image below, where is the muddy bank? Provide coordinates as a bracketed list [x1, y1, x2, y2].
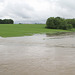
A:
[46, 32, 75, 36]
[0, 34, 75, 75]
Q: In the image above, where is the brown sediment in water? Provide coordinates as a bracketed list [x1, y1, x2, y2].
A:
[46, 32, 75, 37]
[0, 34, 75, 75]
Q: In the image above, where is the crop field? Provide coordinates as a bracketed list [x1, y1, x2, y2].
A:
[0, 24, 74, 37]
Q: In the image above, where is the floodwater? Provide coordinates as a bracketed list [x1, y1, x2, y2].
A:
[0, 34, 75, 75]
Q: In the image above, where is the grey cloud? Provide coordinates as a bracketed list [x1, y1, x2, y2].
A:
[0, 0, 5, 2]
[0, 0, 75, 23]
[56, 0, 75, 18]
[0, 0, 34, 20]
[58, 0, 75, 9]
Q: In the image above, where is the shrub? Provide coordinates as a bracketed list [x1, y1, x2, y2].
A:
[66, 19, 75, 28]
[66, 24, 73, 30]
[46, 17, 55, 29]
[46, 17, 73, 30]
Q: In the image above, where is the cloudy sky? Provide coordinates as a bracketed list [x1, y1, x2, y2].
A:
[0, 0, 75, 24]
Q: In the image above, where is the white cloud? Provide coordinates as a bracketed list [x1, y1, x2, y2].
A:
[0, 0, 75, 23]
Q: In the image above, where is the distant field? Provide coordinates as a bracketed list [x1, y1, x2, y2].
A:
[0, 24, 74, 37]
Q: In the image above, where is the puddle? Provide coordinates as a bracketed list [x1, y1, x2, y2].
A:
[0, 34, 75, 75]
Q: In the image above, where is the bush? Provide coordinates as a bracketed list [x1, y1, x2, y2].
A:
[46, 17, 55, 29]
[46, 17, 73, 30]
[0, 19, 14, 24]
[66, 19, 75, 28]
[66, 24, 73, 30]
[61, 24, 73, 30]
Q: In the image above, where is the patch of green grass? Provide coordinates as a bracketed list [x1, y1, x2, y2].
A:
[0, 24, 75, 37]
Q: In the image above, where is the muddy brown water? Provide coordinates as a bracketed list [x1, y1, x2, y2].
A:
[0, 34, 75, 75]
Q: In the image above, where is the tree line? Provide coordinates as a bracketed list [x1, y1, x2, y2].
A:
[0, 19, 14, 24]
[46, 17, 75, 30]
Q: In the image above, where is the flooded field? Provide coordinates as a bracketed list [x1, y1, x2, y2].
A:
[0, 34, 75, 75]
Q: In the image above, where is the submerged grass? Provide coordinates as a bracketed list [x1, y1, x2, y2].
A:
[0, 24, 75, 37]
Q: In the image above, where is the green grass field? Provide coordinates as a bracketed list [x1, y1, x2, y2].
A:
[0, 24, 75, 37]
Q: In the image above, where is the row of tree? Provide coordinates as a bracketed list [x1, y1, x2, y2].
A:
[0, 19, 14, 24]
[46, 17, 75, 30]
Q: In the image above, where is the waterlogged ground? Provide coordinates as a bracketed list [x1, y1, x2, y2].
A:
[0, 34, 75, 75]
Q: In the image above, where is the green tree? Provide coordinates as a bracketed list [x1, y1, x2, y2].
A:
[66, 19, 75, 28]
[46, 17, 55, 29]
[2, 19, 14, 24]
[46, 17, 73, 30]
[0, 19, 3, 24]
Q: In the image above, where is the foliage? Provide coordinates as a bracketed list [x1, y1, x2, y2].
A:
[46, 17, 55, 29]
[66, 19, 75, 28]
[0, 19, 14, 24]
[66, 24, 73, 30]
[46, 17, 73, 30]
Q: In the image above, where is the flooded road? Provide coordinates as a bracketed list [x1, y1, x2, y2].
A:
[0, 34, 75, 75]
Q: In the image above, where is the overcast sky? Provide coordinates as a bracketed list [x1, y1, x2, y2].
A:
[0, 0, 75, 24]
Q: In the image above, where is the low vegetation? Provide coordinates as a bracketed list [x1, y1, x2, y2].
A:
[0, 17, 75, 37]
[0, 24, 73, 37]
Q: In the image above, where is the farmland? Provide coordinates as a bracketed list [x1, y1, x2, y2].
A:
[0, 24, 74, 37]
